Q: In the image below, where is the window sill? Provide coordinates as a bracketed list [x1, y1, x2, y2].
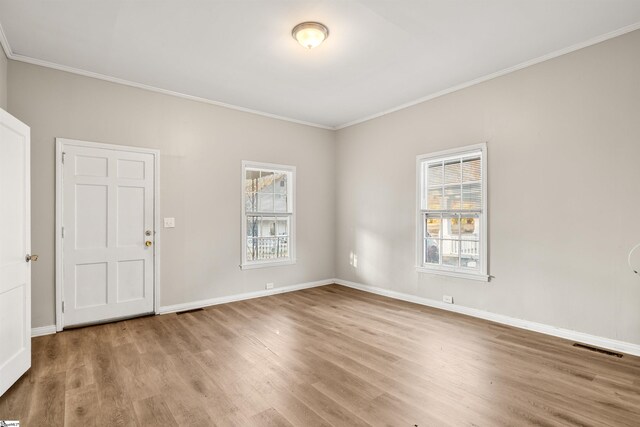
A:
[416, 266, 490, 282]
[240, 259, 297, 270]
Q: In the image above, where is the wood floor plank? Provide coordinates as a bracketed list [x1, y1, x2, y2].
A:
[0, 371, 34, 422]
[250, 407, 295, 427]
[132, 395, 177, 426]
[2, 284, 640, 426]
[280, 382, 370, 426]
[26, 372, 66, 427]
[112, 342, 161, 401]
[64, 384, 99, 427]
[250, 377, 331, 427]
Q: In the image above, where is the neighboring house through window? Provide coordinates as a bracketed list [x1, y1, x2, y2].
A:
[241, 161, 296, 269]
[417, 143, 488, 281]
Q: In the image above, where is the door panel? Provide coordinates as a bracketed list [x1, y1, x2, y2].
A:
[75, 262, 108, 308]
[0, 109, 31, 397]
[117, 159, 145, 179]
[117, 186, 145, 247]
[75, 184, 108, 249]
[117, 259, 145, 302]
[75, 155, 108, 177]
[62, 142, 155, 327]
[0, 286, 25, 363]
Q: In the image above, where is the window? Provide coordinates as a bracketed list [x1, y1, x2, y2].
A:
[241, 161, 295, 269]
[417, 143, 488, 281]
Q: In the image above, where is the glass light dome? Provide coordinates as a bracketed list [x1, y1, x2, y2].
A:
[292, 22, 329, 49]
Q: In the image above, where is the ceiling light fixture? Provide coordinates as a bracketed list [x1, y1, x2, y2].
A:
[292, 22, 329, 49]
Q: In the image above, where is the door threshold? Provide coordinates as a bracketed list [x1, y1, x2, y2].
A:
[63, 312, 155, 330]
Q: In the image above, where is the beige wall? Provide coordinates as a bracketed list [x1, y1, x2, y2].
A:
[6, 29, 640, 344]
[335, 30, 640, 344]
[0, 48, 7, 109]
[8, 61, 336, 328]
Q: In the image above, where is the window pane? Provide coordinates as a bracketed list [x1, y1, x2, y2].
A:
[276, 217, 288, 236]
[425, 238, 440, 264]
[443, 186, 461, 210]
[247, 216, 258, 237]
[274, 194, 288, 212]
[427, 188, 443, 210]
[444, 161, 461, 184]
[441, 240, 459, 267]
[245, 170, 260, 192]
[258, 171, 274, 193]
[462, 183, 481, 210]
[427, 163, 443, 187]
[247, 238, 257, 261]
[251, 236, 289, 260]
[258, 193, 274, 212]
[277, 237, 289, 258]
[257, 238, 271, 260]
[274, 172, 287, 194]
[259, 217, 276, 237]
[425, 216, 441, 239]
[245, 192, 257, 212]
[459, 216, 479, 239]
[442, 217, 459, 239]
[460, 241, 480, 269]
[462, 157, 481, 183]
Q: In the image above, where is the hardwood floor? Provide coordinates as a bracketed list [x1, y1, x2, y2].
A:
[1, 284, 639, 426]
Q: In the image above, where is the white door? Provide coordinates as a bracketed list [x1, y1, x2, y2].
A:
[59, 139, 156, 327]
[0, 109, 31, 397]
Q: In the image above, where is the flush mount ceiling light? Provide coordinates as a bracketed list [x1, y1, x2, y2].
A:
[292, 21, 329, 49]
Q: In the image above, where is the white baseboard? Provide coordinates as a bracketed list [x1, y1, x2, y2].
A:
[31, 278, 640, 357]
[31, 325, 57, 337]
[334, 278, 640, 357]
[157, 278, 334, 315]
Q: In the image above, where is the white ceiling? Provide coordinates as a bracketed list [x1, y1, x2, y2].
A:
[1, 1, 640, 129]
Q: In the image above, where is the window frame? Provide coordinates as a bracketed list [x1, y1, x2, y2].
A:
[241, 160, 296, 270]
[416, 143, 489, 281]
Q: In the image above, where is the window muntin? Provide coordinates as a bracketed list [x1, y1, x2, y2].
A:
[242, 162, 295, 268]
[418, 145, 487, 279]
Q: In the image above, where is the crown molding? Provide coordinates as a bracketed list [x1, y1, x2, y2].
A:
[11, 52, 334, 130]
[334, 21, 640, 130]
[1, 20, 639, 131]
[0, 24, 333, 130]
[0, 20, 11, 59]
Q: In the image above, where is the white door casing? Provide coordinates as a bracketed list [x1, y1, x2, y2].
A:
[56, 139, 159, 328]
[0, 109, 31, 397]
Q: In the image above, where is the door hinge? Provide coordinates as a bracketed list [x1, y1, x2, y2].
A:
[62, 301, 65, 313]
[62, 152, 66, 164]
[62, 226, 65, 238]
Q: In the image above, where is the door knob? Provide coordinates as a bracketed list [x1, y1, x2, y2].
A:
[145, 241, 153, 247]
[26, 254, 39, 262]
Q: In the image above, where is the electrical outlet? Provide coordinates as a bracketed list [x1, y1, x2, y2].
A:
[443, 295, 453, 304]
[265, 282, 274, 290]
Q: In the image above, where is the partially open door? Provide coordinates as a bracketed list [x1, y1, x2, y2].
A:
[0, 108, 31, 397]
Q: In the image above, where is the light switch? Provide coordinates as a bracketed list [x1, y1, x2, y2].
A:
[164, 217, 175, 228]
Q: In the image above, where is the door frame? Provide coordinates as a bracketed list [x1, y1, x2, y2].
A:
[55, 138, 161, 331]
